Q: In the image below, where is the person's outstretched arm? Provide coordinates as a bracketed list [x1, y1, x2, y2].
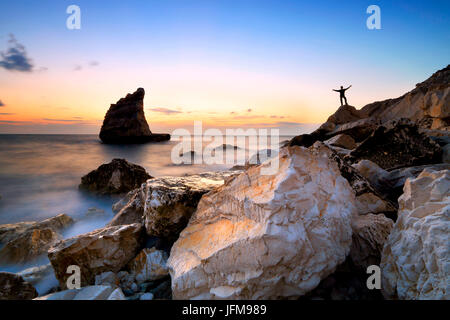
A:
[345, 85, 352, 90]
[332, 89, 339, 92]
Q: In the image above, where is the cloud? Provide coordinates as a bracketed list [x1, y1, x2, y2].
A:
[73, 65, 82, 71]
[0, 113, 14, 115]
[89, 61, 99, 67]
[148, 107, 182, 115]
[0, 34, 34, 72]
[42, 118, 84, 122]
[0, 100, 4, 107]
[247, 108, 252, 112]
[270, 115, 285, 119]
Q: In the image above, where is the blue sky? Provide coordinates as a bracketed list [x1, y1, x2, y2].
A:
[0, 0, 449, 134]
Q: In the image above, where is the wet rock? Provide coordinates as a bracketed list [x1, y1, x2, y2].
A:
[34, 285, 125, 300]
[0, 213, 74, 246]
[17, 264, 55, 287]
[0, 272, 38, 300]
[99, 87, 170, 144]
[168, 145, 356, 299]
[108, 189, 144, 227]
[85, 207, 106, 219]
[128, 247, 169, 284]
[80, 158, 152, 195]
[381, 169, 450, 300]
[48, 223, 144, 289]
[350, 214, 393, 270]
[324, 134, 356, 150]
[0, 228, 61, 264]
[348, 119, 442, 170]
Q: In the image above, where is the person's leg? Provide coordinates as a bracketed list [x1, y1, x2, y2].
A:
[340, 97, 343, 106]
[343, 96, 348, 105]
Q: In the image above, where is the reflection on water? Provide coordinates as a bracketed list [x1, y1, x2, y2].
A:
[0, 133, 297, 278]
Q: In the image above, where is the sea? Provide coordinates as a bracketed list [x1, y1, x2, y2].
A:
[0, 133, 301, 292]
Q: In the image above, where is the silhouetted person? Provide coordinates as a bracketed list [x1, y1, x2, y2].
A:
[333, 85, 352, 106]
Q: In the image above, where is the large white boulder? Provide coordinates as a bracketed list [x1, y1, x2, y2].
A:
[167, 145, 357, 299]
[381, 169, 450, 300]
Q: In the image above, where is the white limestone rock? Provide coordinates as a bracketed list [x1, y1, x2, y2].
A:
[381, 169, 450, 300]
[128, 247, 169, 284]
[167, 145, 357, 299]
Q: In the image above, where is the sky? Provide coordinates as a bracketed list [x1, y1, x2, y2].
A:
[0, 0, 449, 135]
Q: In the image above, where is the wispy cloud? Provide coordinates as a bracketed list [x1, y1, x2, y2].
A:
[73, 65, 82, 71]
[0, 100, 4, 107]
[270, 115, 285, 119]
[0, 34, 34, 72]
[148, 107, 182, 115]
[89, 61, 99, 67]
[0, 113, 15, 115]
[247, 108, 252, 112]
[42, 118, 84, 122]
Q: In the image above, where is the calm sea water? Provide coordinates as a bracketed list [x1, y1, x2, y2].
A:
[0, 133, 298, 285]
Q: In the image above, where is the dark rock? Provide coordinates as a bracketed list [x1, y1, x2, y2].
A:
[48, 223, 145, 289]
[0, 214, 74, 264]
[0, 272, 38, 300]
[347, 119, 443, 170]
[99, 88, 170, 144]
[80, 158, 152, 195]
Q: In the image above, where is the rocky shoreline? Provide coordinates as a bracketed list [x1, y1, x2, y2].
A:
[0, 65, 448, 300]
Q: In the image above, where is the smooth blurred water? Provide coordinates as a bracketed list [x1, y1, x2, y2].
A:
[0, 133, 298, 278]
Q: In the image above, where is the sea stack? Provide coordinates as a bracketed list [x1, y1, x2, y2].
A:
[99, 88, 170, 144]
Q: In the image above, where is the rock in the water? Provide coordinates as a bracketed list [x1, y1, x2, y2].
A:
[348, 119, 442, 170]
[0, 213, 73, 246]
[17, 264, 55, 287]
[108, 189, 144, 227]
[128, 247, 169, 284]
[48, 223, 144, 289]
[80, 158, 152, 195]
[108, 171, 240, 242]
[381, 169, 450, 300]
[34, 285, 125, 300]
[99, 87, 170, 144]
[167, 145, 356, 299]
[324, 133, 356, 150]
[350, 214, 393, 270]
[0, 228, 61, 264]
[0, 272, 38, 300]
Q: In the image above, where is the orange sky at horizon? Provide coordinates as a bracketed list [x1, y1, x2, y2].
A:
[0, 60, 416, 135]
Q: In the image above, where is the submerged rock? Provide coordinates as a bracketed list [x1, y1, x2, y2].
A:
[48, 223, 144, 289]
[381, 169, 450, 300]
[168, 145, 356, 299]
[0, 272, 38, 300]
[99, 87, 170, 144]
[80, 158, 152, 195]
